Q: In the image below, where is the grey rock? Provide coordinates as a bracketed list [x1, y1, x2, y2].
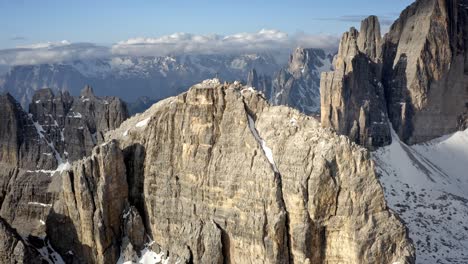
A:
[0, 93, 58, 170]
[357, 15, 382, 62]
[48, 140, 129, 264]
[271, 48, 333, 114]
[0, 87, 129, 262]
[247, 69, 273, 100]
[382, 0, 468, 144]
[0, 217, 43, 264]
[122, 206, 146, 252]
[29, 85, 128, 162]
[320, 19, 391, 150]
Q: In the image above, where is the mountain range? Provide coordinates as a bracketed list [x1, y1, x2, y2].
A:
[0, 0, 467, 263]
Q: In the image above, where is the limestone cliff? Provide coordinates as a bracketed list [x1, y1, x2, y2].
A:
[320, 17, 391, 149]
[72, 79, 414, 264]
[382, 0, 468, 144]
[321, 0, 468, 148]
[0, 87, 129, 262]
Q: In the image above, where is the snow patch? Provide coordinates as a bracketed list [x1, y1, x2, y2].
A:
[247, 114, 279, 173]
[35, 239, 66, 264]
[373, 127, 468, 264]
[116, 239, 172, 264]
[136, 117, 150, 128]
[71, 112, 82, 118]
[241, 87, 255, 94]
[28, 202, 52, 207]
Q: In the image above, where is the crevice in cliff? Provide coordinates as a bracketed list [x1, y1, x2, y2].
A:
[242, 101, 292, 263]
[213, 221, 230, 264]
[245, 112, 279, 173]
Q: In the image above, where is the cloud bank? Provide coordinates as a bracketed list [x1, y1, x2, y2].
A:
[0, 30, 340, 66]
[0, 41, 110, 66]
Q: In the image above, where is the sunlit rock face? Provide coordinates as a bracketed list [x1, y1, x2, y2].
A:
[95, 79, 414, 264]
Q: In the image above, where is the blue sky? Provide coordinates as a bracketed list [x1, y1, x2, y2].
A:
[1, 0, 414, 49]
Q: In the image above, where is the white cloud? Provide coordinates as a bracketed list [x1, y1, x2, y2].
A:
[112, 29, 339, 57]
[0, 30, 340, 66]
[0, 42, 110, 66]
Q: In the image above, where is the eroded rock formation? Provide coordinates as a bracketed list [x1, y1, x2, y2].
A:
[321, 0, 468, 148]
[320, 17, 391, 149]
[0, 86, 129, 262]
[382, 0, 468, 144]
[80, 79, 414, 264]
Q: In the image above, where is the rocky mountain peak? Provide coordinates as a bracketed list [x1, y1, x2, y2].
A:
[357, 15, 382, 61]
[0, 89, 129, 259]
[98, 79, 415, 263]
[381, 0, 468, 144]
[80, 84, 95, 98]
[321, 17, 390, 149]
[271, 47, 332, 114]
[246, 68, 259, 87]
[334, 27, 360, 72]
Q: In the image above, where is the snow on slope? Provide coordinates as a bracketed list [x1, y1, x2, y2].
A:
[373, 128, 468, 264]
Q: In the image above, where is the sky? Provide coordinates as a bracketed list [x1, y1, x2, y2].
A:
[0, 0, 414, 65]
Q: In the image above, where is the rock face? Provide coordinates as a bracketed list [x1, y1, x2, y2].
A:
[321, 1, 468, 148]
[0, 217, 43, 263]
[320, 17, 391, 150]
[271, 48, 333, 114]
[28, 85, 128, 162]
[48, 141, 129, 264]
[322, 0, 468, 148]
[0, 87, 129, 263]
[0, 93, 59, 170]
[382, 0, 468, 144]
[246, 69, 273, 100]
[93, 79, 414, 264]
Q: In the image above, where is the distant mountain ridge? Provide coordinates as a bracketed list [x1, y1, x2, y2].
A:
[0, 53, 283, 108]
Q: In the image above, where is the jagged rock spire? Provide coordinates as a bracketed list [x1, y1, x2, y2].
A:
[321, 16, 391, 149]
[357, 15, 382, 61]
[80, 85, 95, 98]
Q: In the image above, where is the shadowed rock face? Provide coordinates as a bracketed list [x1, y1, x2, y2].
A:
[247, 68, 273, 101]
[0, 86, 129, 262]
[271, 48, 333, 115]
[320, 18, 391, 150]
[48, 141, 129, 264]
[91, 79, 414, 264]
[0, 217, 43, 263]
[28, 85, 128, 162]
[382, 0, 468, 144]
[321, 0, 468, 148]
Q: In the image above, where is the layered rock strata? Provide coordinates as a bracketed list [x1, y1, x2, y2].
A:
[86, 79, 415, 264]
